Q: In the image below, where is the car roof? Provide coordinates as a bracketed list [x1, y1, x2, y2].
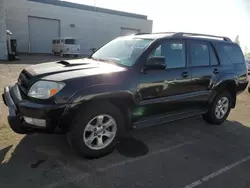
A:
[131, 32, 233, 43]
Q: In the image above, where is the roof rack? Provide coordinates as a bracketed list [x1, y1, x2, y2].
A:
[172, 32, 232, 42]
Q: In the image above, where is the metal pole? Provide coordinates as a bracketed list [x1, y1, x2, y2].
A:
[94, 0, 96, 11]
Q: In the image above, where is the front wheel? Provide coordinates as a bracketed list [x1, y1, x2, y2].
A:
[203, 92, 232, 125]
[60, 51, 64, 57]
[67, 102, 125, 158]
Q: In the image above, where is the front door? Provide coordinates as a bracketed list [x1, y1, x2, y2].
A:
[134, 39, 193, 119]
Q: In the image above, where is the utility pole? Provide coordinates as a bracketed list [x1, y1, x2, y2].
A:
[94, 0, 96, 11]
[91, 0, 97, 54]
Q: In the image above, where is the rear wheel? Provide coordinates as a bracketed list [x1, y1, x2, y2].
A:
[67, 102, 125, 158]
[203, 92, 232, 125]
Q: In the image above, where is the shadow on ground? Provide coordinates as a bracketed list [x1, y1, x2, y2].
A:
[1, 118, 250, 187]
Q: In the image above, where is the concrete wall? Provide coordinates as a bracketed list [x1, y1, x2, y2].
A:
[0, 0, 8, 60]
[4, 0, 153, 55]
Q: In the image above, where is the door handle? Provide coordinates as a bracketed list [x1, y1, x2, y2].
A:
[213, 69, 219, 74]
[181, 72, 189, 78]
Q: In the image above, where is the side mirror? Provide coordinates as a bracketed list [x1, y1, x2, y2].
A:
[145, 56, 166, 70]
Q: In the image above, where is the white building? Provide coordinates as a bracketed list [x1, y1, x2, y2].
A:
[0, 0, 7, 60]
[2, 0, 153, 56]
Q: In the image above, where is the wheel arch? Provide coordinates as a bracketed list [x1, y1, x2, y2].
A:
[60, 91, 136, 132]
[212, 79, 237, 108]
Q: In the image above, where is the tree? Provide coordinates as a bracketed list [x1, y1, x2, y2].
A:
[234, 35, 240, 46]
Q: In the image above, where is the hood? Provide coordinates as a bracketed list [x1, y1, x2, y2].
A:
[25, 58, 127, 81]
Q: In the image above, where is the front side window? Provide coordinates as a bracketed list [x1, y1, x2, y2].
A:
[92, 37, 153, 67]
[150, 40, 186, 69]
[189, 42, 210, 66]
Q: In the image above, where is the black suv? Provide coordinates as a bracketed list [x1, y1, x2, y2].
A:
[3, 32, 248, 158]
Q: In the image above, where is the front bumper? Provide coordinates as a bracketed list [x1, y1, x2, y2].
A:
[64, 52, 80, 55]
[2, 84, 67, 134]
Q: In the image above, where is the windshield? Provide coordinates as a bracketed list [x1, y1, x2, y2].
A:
[65, 39, 78, 44]
[92, 37, 153, 67]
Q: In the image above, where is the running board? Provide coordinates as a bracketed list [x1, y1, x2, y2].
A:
[132, 109, 207, 129]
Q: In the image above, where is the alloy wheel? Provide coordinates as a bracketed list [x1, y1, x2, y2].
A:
[215, 97, 229, 119]
[83, 115, 117, 150]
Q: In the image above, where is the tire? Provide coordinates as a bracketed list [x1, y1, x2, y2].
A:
[67, 102, 125, 158]
[203, 92, 232, 125]
[60, 51, 64, 57]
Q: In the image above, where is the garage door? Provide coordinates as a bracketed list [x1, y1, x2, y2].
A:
[29, 17, 60, 53]
[120, 28, 140, 36]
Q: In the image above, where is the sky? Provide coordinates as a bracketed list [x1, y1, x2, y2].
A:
[64, 0, 250, 52]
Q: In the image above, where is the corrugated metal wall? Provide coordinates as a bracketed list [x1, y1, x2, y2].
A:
[0, 1, 7, 60]
[4, 0, 153, 55]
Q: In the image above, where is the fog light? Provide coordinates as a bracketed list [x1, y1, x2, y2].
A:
[23, 117, 46, 127]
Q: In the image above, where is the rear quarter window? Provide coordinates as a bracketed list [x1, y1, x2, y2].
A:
[218, 43, 245, 64]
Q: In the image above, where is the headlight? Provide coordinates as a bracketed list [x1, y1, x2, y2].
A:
[28, 81, 65, 99]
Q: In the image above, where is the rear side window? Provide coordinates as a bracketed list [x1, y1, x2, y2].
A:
[219, 44, 245, 64]
[189, 42, 210, 66]
[210, 45, 219, 66]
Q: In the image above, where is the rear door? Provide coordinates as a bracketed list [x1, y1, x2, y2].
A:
[187, 40, 220, 107]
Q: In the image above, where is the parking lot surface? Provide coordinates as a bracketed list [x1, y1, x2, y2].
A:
[1, 55, 250, 188]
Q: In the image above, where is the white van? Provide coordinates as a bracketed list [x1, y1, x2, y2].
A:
[52, 37, 80, 57]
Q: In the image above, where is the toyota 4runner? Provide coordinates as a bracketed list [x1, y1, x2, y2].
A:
[2, 32, 248, 158]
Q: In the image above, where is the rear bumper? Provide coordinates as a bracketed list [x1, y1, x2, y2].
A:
[237, 80, 249, 94]
[2, 84, 67, 134]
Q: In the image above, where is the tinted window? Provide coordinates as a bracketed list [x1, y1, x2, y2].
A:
[220, 44, 244, 64]
[52, 40, 56, 44]
[190, 42, 209, 66]
[210, 45, 219, 65]
[150, 41, 186, 69]
[65, 39, 77, 44]
[56, 40, 60, 44]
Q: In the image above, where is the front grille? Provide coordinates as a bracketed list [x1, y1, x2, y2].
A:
[18, 70, 32, 94]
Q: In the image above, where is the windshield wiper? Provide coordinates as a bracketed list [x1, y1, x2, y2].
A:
[91, 57, 127, 67]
